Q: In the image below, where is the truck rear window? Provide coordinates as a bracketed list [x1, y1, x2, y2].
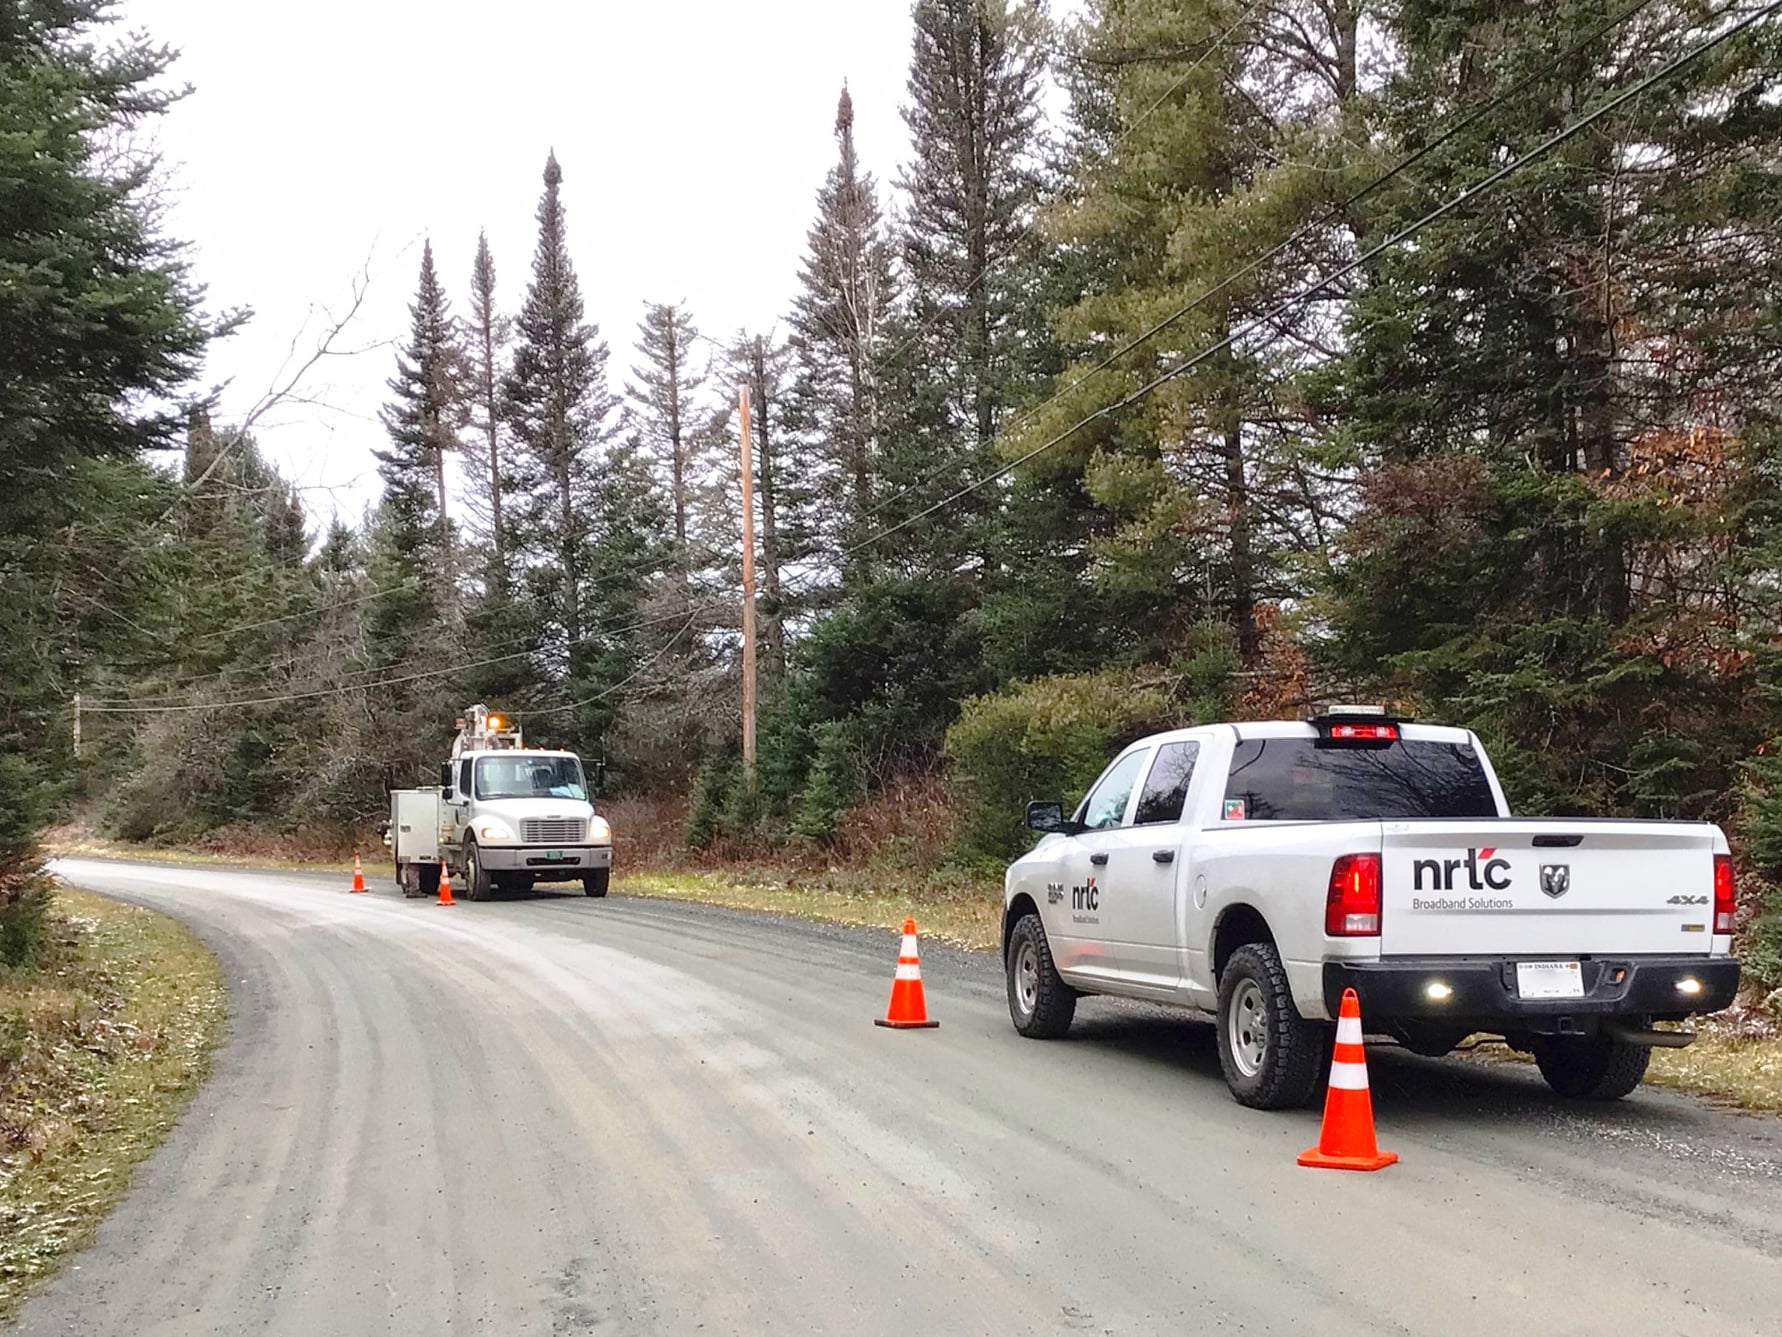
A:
[1223, 737, 1497, 821]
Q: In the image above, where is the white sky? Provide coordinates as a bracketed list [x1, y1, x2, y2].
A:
[120, 0, 931, 526]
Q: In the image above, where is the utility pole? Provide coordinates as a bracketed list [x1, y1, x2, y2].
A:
[72, 692, 81, 760]
[738, 388, 758, 780]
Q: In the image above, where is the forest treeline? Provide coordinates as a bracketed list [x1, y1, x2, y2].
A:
[5, 1, 1782, 991]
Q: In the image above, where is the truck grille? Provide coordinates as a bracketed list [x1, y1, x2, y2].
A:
[520, 818, 586, 845]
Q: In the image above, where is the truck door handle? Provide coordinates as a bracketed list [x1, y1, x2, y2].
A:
[1152, 849, 1175, 864]
[1089, 852, 1109, 866]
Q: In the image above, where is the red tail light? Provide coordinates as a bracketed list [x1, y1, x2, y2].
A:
[1327, 853, 1382, 936]
[1326, 722, 1398, 741]
[1713, 854, 1736, 935]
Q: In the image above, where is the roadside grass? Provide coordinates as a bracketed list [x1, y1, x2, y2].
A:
[617, 868, 1004, 950]
[42, 829, 357, 876]
[1644, 1028, 1782, 1111]
[0, 885, 227, 1320]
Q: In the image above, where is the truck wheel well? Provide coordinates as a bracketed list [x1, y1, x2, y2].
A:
[1212, 905, 1274, 981]
[1003, 894, 1039, 961]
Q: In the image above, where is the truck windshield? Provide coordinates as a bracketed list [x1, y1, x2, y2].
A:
[1223, 737, 1496, 821]
[474, 755, 587, 801]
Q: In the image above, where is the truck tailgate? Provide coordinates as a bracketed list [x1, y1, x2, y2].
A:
[1379, 821, 1718, 956]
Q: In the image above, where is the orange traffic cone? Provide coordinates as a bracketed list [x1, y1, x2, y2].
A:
[436, 859, 455, 907]
[1299, 988, 1397, 1171]
[875, 918, 939, 1029]
[350, 854, 367, 894]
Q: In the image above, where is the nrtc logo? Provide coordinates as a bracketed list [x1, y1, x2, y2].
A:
[1072, 877, 1099, 911]
[1412, 848, 1512, 893]
[1539, 864, 1570, 899]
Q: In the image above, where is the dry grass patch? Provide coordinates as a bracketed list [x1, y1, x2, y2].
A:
[42, 828, 355, 875]
[617, 867, 1003, 950]
[0, 884, 227, 1319]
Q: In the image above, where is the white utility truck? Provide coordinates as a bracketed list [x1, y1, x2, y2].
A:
[1003, 709, 1741, 1109]
[387, 704, 613, 901]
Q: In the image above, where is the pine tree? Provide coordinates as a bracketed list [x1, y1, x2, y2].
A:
[630, 302, 708, 582]
[375, 240, 461, 624]
[1007, 0, 1354, 666]
[1325, 0, 1782, 817]
[729, 331, 805, 676]
[502, 152, 621, 657]
[788, 86, 897, 570]
[464, 230, 511, 581]
[0, 1, 208, 896]
[899, 0, 1049, 467]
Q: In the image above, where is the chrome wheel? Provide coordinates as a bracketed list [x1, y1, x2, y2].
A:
[1227, 977, 1268, 1078]
[1013, 939, 1040, 1019]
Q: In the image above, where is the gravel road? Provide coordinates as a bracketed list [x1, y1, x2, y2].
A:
[14, 857, 1782, 1335]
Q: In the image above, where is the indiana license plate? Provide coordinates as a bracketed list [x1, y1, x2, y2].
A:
[1516, 960, 1584, 999]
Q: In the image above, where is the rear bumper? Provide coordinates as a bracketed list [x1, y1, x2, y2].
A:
[477, 844, 612, 874]
[1324, 955, 1740, 1029]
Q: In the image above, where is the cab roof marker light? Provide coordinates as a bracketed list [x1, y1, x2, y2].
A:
[1327, 722, 1399, 742]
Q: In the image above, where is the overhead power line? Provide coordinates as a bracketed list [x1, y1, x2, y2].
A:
[846, 0, 1666, 541]
[808, 0, 1780, 572]
[77, 601, 709, 714]
[862, 0, 1270, 469]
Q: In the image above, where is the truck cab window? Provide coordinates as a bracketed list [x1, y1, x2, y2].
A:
[459, 760, 473, 796]
[1078, 749, 1148, 830]
[474, 755, 588, 801]
[1134, 742, 1200, 825]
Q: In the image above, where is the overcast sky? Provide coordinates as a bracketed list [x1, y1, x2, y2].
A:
[120, 0, 947, 525]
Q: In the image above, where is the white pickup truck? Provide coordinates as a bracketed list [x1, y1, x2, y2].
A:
[1002, 710, 1740, 1109]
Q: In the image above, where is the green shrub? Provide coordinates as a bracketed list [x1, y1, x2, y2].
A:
[1742, 909, 1782, 995]
[945, 669, 1179, 864]
[685, 752, 739, 850]
[789, 724, 864, 844]
[0, 884, 53, 970]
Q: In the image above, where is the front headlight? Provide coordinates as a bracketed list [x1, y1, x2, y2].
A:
[477, 818, 515, 842]
[588, 816, 611, 843]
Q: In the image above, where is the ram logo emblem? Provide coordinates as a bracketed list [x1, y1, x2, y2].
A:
[1539, 864, 1570, 899]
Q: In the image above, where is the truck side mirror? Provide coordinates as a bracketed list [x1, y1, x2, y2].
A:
[1026, 801, 1077, 835]
[439, 762, 453, 796]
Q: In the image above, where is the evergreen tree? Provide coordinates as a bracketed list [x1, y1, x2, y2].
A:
[464, 230, 511, 581]
[1007, 0, 1354, 666]
[369, 239, 458, 698]
[788, 86, 897, 571]
[0, 1, 208, 894]
[629, 302, 709, 582]
[1325, 0, 1782, 817]
[502, 152, 621, 656]
[897, 0, 1049, 479]
[729, 331, 806, 676]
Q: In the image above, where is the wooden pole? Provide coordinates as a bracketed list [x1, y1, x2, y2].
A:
[738, 388, 758, 780]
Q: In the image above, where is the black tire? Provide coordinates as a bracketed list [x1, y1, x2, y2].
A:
[1216, 942, 1327, 1110]
[1532, 1035, 1651, 1101]
[412, 862, 440, 899]
[583, 868, 610, 898]
[463, 842, 492, 902]
[1005, 913, 1077, 1038]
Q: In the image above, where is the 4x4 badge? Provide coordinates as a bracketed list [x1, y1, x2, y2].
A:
[1540, 864, 1570, 899]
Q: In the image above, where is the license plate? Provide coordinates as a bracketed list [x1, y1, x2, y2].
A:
[545, 850, 563, 861]
[1516, 960, 1585, 1000]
